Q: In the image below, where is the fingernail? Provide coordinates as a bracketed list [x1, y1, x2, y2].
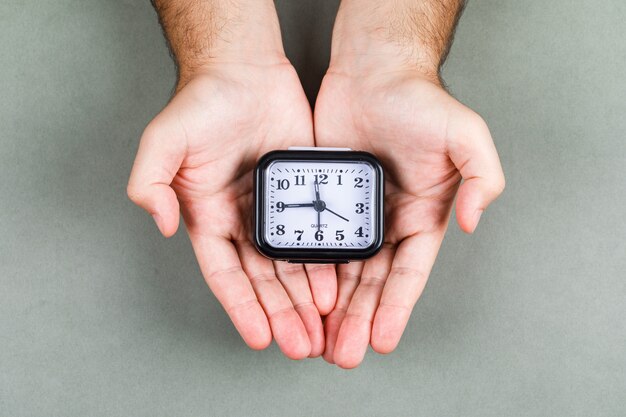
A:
[152, 213, 164, 234]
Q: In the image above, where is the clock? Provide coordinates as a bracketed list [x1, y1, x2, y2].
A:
[254, 147, 384, 263]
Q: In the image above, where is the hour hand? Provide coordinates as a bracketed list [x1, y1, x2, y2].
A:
[282, 203, 315, 208]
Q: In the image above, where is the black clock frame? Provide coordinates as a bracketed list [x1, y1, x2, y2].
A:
[254, 149, 385, 263]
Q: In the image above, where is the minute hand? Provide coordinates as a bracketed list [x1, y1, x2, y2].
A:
[314, 179, 322, 232]
[324, 207, 349, 222]
[314, 180, 321, 202]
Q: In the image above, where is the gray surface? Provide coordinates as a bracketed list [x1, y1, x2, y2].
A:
[1, 0, 625, 416]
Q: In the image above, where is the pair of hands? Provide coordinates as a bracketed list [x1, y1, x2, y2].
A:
[127, 28, 504, 369]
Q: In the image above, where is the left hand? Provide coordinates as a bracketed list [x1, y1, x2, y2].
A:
[314, 69, 505, 368]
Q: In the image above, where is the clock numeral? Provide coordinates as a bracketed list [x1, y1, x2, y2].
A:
[276, 225, 286, 235]
[315, 230, 324, 241]
[276, 202, 286, 212]
[295, 175, 305, 186]
[294, 230, 304, 241]
[354, 177, 364, 188]
[335, 230, 345, 241]
[355, 203, 365, 214]
[355, 227, 364, 238]
[314, 174, 328, 185]
[337, 175, 343, 186]
[276, 179, 290, 190]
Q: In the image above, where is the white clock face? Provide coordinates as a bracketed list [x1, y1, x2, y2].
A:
[264, 160, 377, 249]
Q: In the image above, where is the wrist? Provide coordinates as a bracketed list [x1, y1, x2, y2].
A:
[177, 49, 290, 90]
[328, 37, 441, 85]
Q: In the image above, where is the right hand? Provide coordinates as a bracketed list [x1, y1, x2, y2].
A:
[127, 60, 337, 359]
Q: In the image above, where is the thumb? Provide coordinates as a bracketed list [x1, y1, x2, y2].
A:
[447, 109, 505, 234]
[127, 121, 185, 237]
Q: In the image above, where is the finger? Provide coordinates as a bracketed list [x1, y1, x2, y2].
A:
[127, 121, 185, 237]
[274, 261, 325, 358]
[371, 231, 444, 354]
[304, 264, 337, 315]
[322, 261, 363, 364]
[333, 246, 395, 369]
[237, 242, 311, 360]
[447, 110, 505, 233]
[187, 233, 271, 350]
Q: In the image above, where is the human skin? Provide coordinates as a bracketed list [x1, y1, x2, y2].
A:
[127, 0, 338, 360]
[314, 0, 506, 368]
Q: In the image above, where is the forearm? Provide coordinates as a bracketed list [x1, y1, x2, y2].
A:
[330, 0, 466, 81]
[151, 0, 286, 84]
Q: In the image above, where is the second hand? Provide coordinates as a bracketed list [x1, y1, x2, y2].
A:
[324, 207, 349, 222]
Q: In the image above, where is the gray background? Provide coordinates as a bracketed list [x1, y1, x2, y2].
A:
[1, 0, 624, 416]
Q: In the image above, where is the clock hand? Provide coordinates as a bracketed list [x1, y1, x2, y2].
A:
[282, 203, 315, 208]
[314, 179, 321, 203]
[324, 206, 350, 222]
[317, 210, 321, 233]
[314, 178, 322, 232]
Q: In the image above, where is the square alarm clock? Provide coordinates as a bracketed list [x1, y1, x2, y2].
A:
[254, 147, 384, 263]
